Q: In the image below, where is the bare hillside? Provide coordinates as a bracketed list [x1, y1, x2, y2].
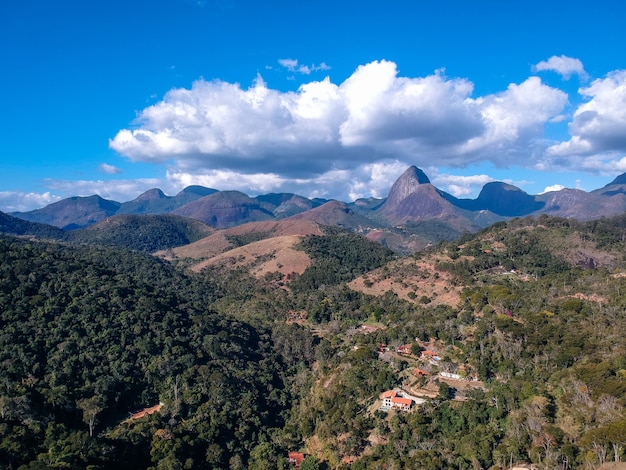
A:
[157, 219, 322, 262]
[189, 235, 311, 279]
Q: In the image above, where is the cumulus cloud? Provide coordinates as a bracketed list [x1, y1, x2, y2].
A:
[111, 73, 351, 177]
[99, 163, 123, 174]
[345, 161, 411, 200]
[463, 77, 568, 163]
[111, 60, 567, 166]
[545, 70, 626, 172]
[533, 55, 587, 80]
[0, 191, 62, 212]
[338, 63, 483, 151]
[10, 59, 626, 211]
[540, 184, 566, 194]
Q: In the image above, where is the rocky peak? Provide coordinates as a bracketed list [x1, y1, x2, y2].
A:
[384, 166, 431, 208]
[134, 188, 167, 202]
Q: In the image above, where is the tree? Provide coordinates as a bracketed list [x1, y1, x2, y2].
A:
[77, 396, 103, 437]
[300, 455, 321, 470]
[438, 382, 452, 400]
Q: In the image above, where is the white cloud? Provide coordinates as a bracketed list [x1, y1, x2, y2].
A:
[549, 71, 626, 156]
[464, 77, 568, 163]
[540, 184, 566, 194]
[431, 173, 495, 198]
[543, 70, 626, 174]
[533, 55, 587, 80]
[278, 59, 331, 75]
[278, 58, 299, 71]
[166, 169, 285, 194]
[0, 191, 61, 213]
[99, 163, 123, 174]
[111, 60, 567, 166]
[108, 59, 580, 202]
[110, 73, 348, 176]
[345, 161, 410, 200]
[338, 61, 482, 151]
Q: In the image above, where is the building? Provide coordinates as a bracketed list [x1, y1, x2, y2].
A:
[421, 349, 440, 360]
[440, 371, 462, 380]
[396, 344, 413, 355]
[288, 451, 305, 468]
[124, 403, 163, 426]
[380, 390, 414, 411]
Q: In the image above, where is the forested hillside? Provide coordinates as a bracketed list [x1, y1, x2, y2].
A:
[2, 215, 626, 469]
[0, 237, 292, 468]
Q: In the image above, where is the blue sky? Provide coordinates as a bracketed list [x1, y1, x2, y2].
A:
[1, 0, 625, 212]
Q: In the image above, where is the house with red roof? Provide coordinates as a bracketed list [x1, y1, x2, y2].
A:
[380, 390, 414, 412]
[396, 344, 413, 355]
[421, 349, 441, 361]
[123, 403, 163, 426]
[288, 451, 305, 468]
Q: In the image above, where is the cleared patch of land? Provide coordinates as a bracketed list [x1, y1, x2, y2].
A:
[157, 219, 324, 279]
[349, 255, 462, 306]
[189, 235, 312, 278]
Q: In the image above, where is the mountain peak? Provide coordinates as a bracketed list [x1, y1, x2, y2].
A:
[134, 188, 167, 202]
[475, 182, 543, 216]
[384, 166, 431, 207]
[404, 166, 431, 184]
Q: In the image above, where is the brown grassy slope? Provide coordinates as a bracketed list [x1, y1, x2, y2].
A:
[222, 219, 324, 237]
[157, 231, 232, 261]
[349, 254, 462, 307]
[189, 235, 311, 278]
[157, 219, 323, 261]
[156, 219, 323, 278]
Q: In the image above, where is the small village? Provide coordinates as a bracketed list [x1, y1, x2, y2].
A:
[351, 323, 486, 413]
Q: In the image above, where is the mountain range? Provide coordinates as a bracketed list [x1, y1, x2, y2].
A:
[5, 166, 626, 253]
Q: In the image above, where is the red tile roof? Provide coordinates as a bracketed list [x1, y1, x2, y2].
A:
[288, 451, 305, 468]
[129, 403, 162, 420]
[392, 397, 413, 406]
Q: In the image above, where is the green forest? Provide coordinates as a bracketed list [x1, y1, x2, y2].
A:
[1, 214, 626, 469]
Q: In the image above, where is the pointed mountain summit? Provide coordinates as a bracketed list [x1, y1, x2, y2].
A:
[376, 167, 477, 231]
[383, 166, 431, 209]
